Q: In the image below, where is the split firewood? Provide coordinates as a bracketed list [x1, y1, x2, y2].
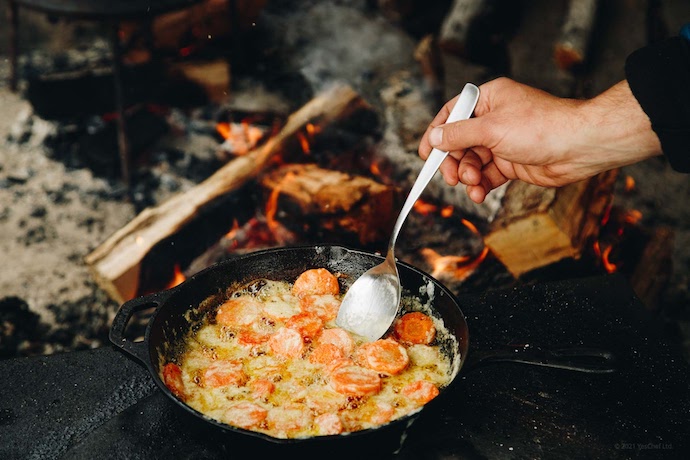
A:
[85, 84, 371, 303]
[483, 169, 618, 278]
[259, 164, 398, 246]
[553, 0, 600, 71]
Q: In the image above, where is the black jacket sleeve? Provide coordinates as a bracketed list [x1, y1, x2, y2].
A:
[625, 33, 690, 172]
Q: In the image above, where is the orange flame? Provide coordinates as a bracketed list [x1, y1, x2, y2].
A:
[166, 264, 186, 289]
[421, 246, 489, 281]
[460, 218, 479, 235]
[370, 161, 382, 177]
[297, 132, 311, 154]
[217, 121, 266, 156]
[441, 206, 454, 218]
[624, 209, 642, 225]
[413, 199, 437, 216]
[265, 172, 297, 241]
[624, 176, 636, 192]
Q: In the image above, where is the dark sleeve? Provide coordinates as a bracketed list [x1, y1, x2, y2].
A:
[624, 32, 690, 172]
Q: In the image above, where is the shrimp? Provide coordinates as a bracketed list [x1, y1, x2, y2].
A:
[216, 297, 262, 329]
[393, 312, 436, 345]
[314, 413, 343, 435]
[317, 327, 354, 355]
[299, 294, 340, 322]
[162, 362, 185, 400]
[204, 360, 247, 387]
[285, 312, 324, 340]
[292, 268, 340, 298]
[401, 380, 439, 405]
[329, 364, 382, 396]
[268, 327, 305, 358]
[267, 406, 313, 434]
[249, 378, 275, 400]
[225, 401, 268, 429]
[356, 338, 409, 375]
[309, 343, 345, 365]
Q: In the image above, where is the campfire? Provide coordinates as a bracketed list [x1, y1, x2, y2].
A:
[1, 0, 683, 358]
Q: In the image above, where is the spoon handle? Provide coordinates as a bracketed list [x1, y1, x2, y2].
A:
[387, 83, 480, 255]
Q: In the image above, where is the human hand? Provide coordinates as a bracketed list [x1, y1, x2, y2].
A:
[419, 77, 661, 203]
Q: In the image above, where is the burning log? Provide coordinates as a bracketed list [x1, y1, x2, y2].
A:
[85, 84, 370, 303]
[483, 170, 618, 278]
[259, 164, 398, 246]
[553, 0, 600, 72]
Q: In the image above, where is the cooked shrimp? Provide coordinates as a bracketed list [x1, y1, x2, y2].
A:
[292, 268, 340, 297]
[268, 327, 305, 358]
[329, 364, 382, 396]
[314, 413, 343, 435]
[401, 380, 439, 405]
[317, 327, 354, 355]
[204, 360, 247, 387]
[356, 338, 409, 375]
[324, 357, 354, 374]
[394, 312, 436, 345]
[299, 294, 340, 322]
[225, 401, 268, 429]
[216, 297, 262, 328]
[309, 343, 345, 365]
[285, 312, 324, 340]
[249, 378, 275, 400]
[267, 406, 313, 434]
[162, 362, 185, 400]
[370, 402, 396, 425]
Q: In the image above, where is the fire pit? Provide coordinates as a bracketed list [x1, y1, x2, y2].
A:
[1, 274, 689, 458]
[1, 3, 690, 457]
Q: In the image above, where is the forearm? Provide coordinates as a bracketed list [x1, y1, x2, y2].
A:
[576, 80, 662, 174]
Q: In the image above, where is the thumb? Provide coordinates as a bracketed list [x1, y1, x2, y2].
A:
[428, 117, 489, 153]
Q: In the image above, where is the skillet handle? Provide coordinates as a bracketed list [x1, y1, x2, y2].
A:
[467, 346, 617, 374]
[109, 290, 171, 364]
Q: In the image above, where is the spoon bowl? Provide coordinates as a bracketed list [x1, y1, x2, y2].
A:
[335, 83, 480, 341]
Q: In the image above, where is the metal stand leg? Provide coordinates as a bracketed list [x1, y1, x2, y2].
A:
[8, 0, 19, 92]
[110, 22, 131, 190]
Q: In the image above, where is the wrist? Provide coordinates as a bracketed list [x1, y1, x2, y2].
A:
[578, 81, 662, 171]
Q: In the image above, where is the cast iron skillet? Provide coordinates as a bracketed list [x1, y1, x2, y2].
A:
[110, 245, 615, 458]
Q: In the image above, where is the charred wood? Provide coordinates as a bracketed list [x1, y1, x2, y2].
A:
[85, 84, 371, 303]
[259, 164, 398, 246]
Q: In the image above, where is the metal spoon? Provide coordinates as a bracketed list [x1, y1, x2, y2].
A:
[335, 83, 480, 341]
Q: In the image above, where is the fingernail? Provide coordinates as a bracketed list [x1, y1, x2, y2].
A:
[429, 127, 442, 146]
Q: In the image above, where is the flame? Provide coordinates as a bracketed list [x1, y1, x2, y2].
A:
[623, 209, 642, 225]
[460, 218, 480, 235]
[297, 132, 311, 154]
[593, 241, 617, 273]
[370, 161, 382, 177]
[166, 264, 186, 289]
[217, 121, 266, 156]
[265, 172, 297, 241]
[413, 200, 438, 216]
[624, 176, 636, 192]
[441, 206, 454, 218]
[421, 246, 489, 281]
